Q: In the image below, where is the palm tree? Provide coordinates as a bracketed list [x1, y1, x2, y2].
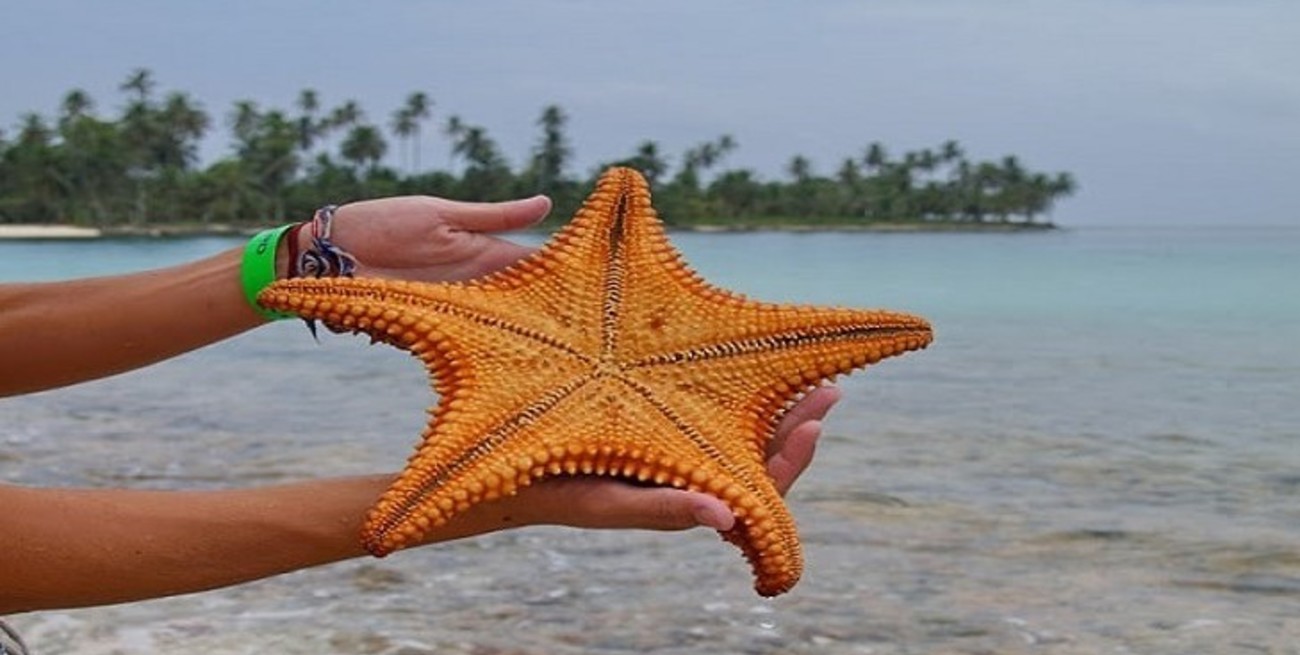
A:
[998, 155, 1026, 222]
[836, 158, 861, 186]
[787, 155, 813, 183]
[784, 155, 820, 218]
[229, 107, 300, 221]
[295, 88, 322, 156]
[7, 114, 61, 221]
[56, 110, 127, 225]
[863, 142, 888, 174]
[451, 124, 510, 200]
[1051, 172, 1077, 198]
[403, 92, 432, 171]
[59, 89, 94, 129]
[157, 92, 209, 170]
[529, 104, 571, 191]
[694, 136, 734, 171]
[453, 126, 501, 171]
[53, 89, 106, 222]
[939, 139, 963, 165]
[443, 114, 466, 172]
[970, 161, 1007, 221]
[390, 107, 416, 173]
[194, 159, 260, 223]
[1024, 172, 1077, 223]
[230, 100, 261, 145]
[119, 70, 157, 153]
[675, 134, 738, 190]
[340, 124, 388, 173]
[120, 68, 155, 105]
[913, 148, 939, 176]
[618, 140, 668, 186]
[325, 100, 363, 156]
[708, 169, 762, 218]
[15, 115, 52, 151]
[835, 158, 864, 217]
[709, 134, 737, 169]
[329, 100, 363, 128]
[117, 70, 162, 224]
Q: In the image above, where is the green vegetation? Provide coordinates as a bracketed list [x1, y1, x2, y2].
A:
[0, 69, 1076, 230]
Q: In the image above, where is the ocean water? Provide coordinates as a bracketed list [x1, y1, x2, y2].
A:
[2, 226, 1298, 654]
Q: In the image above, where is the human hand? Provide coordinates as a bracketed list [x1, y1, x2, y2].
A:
[311, 195, 553, 283]
[480, 385, 842, 534]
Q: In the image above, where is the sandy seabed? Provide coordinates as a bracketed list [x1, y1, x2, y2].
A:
[0, 224, 102, 239]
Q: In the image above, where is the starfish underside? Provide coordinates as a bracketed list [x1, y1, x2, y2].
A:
[259, 167, 933, 596]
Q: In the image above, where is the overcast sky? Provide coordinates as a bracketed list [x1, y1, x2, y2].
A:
[2, 0, 1296, 226]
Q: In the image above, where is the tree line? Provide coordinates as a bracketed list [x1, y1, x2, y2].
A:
[0, 69, 1076, 229]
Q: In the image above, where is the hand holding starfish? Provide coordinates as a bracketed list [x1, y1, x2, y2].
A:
[294, 192, 843, 531]
[0, 191, 840, 612]
[458, 385, 841, 535]
[295, 191, 843, 531]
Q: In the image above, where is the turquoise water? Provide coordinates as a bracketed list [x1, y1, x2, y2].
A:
[2, 227, 1298, 653]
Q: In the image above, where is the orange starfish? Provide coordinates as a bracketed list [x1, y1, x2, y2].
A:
[258, 167, 932, 596]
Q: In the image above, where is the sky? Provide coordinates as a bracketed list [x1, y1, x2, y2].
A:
[2, 0, 1297, 226]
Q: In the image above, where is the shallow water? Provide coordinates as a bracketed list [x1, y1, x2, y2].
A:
[2, 226, 1298, 653]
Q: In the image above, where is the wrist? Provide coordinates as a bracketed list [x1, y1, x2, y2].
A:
[277, 222, 309, 280]
[240, 224, 297, 321]
[296, 205, 357, 279]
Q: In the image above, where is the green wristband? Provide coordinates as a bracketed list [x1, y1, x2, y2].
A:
[241, 224, 296, 320]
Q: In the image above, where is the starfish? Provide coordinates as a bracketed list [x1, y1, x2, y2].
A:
[258, 167, 932, 596]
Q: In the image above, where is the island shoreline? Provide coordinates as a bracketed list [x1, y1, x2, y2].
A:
[2, 220, 1058, 240]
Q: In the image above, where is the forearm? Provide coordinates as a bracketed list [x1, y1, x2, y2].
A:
[0, 477, 374, 613]
[0, 247, 268, 397]
[0, 192, 553, 397]
[0, 476, 532, 614]
[0, 470, 745, 614]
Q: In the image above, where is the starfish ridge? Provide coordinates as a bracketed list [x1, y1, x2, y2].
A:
[259, 167, 933, 596]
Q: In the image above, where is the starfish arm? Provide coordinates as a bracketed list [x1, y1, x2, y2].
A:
[577, 168, 933, 365]
[261, 274, 606, 357]
[611, 233, 933, 365]
[627, 305, 933, 372]
[363, 372, 598, 554]
[605, 373, 806, 595]
[626, 304, 931, 446]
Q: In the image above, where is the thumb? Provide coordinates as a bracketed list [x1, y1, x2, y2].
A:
[687, 493, 737, 531]
[438, 195, 552, 233]
[632, 488, 736, 532]
[551, 480, 738, 532]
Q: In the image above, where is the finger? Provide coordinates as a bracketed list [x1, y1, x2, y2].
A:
[437, 195, 552, 233]
[553, 479, 736, 531]
[768, 419, 822, 496]
[603, 486, 735, 532]
[769, 385, 841, 456]
[686, 493, 737, 531]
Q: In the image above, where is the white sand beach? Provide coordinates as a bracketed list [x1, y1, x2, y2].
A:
[0, 224, 102, 239]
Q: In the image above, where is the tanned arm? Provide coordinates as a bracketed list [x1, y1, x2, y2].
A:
[0, 248, 262, 396]
[0, 385, 836, 614]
